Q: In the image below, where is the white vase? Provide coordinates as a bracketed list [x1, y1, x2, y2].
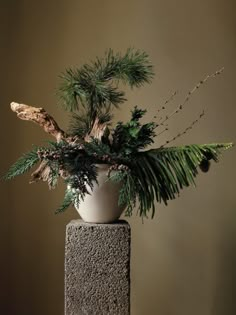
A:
[72, 164, 126, 223]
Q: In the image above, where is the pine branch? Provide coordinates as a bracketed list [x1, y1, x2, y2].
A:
[103, 48, 154, 87]
[58, 48, 154, 113]
[3, 148, 40, 180]
[131, 142, 233, 217]
[68, 112, 91, 137]
[149, 143, 233, 162]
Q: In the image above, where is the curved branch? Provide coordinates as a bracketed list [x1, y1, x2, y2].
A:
[10, 102, 67, 142]
[84, 117, 108, 142]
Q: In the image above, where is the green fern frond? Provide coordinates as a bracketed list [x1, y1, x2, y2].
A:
[198, 142, 233, 160]
[132, 142, 233, 217]
[118, 173, 137, 217]
[108, 169, 137, 217]
[3, 148, 40, 180]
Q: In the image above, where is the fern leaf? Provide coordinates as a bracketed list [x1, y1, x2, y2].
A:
[132, 143, 233, 217]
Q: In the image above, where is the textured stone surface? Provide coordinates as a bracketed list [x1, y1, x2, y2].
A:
[65, 220, 131, 315]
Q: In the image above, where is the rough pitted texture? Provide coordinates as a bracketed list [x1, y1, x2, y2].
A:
[65, 220, 131, 315]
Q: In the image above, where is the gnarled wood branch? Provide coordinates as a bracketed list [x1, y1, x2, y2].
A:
[10, 102, 110, 183]
[84, 117, 108, 142]
[10, 102, 67, 142]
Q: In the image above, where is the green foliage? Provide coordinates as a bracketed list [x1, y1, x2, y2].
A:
[68, 113, 91, 137]
[3, 48, 233, 218]
[112, 106, 156, 155]
[58, 48, 154, 117]
[55, 188, 74, 214]
[84, 138, 111, 156]
[56, 165, 98, 214]
[3, 147, 40, 180]
[76, 141, 232, 219]
[109, 143, 233, 218]
[69, 107, 113, 137]
[47, 161, 60, 189]
[119, 174, 137, 217]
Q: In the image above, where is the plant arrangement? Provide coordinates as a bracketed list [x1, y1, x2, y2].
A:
[3, 49, 233, 219]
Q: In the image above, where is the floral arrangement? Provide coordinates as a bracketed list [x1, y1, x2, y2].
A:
[3, 49, 233, 218]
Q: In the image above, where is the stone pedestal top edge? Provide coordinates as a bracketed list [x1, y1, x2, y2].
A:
[67, 219, 130, 228]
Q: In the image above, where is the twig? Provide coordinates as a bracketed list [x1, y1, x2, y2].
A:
[159, 68, 224, 125]
[156, 127, 169, 138]
[160, 110, 205, 147]
[154, 91, 178, 119]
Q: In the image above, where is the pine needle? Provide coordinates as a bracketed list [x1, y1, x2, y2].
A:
[58, 48, 154, 113]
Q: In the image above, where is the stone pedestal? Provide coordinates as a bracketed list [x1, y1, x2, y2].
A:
[65, 220, 131, 315]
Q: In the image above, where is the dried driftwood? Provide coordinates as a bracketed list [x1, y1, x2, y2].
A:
[10, 102, 109, 181]
[10, 102, 67, 142]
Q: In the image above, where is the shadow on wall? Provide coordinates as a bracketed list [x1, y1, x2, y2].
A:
[211, 215, 236, 315]
[131, 195, 236, 315]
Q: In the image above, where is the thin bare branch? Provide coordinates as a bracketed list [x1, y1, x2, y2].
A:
[154, 91, 178, 117]
[155, 127, 169, 138]
[159, 68, 224, 125]
[160, 110, 205, 148]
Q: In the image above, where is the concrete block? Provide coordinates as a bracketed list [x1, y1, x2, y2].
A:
[65, 220, 131, 315]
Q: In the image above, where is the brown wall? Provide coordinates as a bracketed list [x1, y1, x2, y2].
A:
[0, 0, 235, 314]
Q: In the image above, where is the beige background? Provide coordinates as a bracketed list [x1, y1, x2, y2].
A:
[0, 0, 236, 314]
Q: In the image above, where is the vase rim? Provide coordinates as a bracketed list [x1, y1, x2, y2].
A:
[95, 163, 110, 170]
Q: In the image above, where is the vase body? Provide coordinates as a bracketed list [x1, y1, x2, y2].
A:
[73, 164, 125, 223]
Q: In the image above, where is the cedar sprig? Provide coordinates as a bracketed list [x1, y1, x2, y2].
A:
[2, 147, 40, 180]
